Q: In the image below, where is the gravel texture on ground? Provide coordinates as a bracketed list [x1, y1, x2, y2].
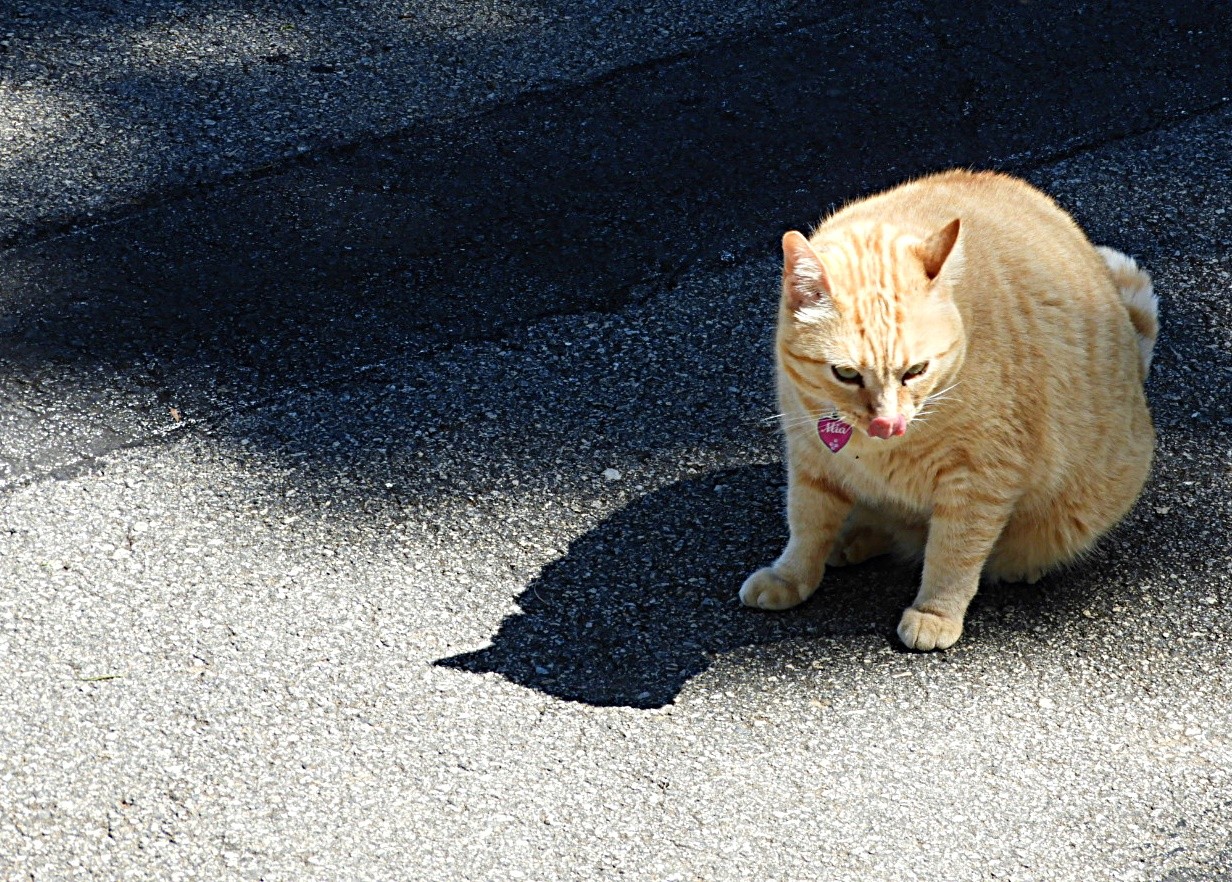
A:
[2, 104, 1230, 879]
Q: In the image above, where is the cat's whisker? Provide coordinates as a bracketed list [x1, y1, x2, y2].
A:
[759, 411, 804, 423]
[766, 416, 818, 430]
[760, 407, 840, 425]
[923, 382, 963, 407]
[762, 417, 810, 429]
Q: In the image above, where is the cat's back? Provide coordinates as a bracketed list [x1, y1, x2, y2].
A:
[821, 169, 1135, 353]
[822, 169, 1096, 271]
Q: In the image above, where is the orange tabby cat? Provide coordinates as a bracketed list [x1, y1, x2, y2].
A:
[741, 170, 1158, 650]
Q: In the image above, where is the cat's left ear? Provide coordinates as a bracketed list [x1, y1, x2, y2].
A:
[916, 218, 961, 281]
[782, 230, 833, 313]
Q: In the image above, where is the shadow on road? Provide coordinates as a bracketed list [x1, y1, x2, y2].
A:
[438, 464, 889, 708]
[436, 451, 1198, 708]
[3, 1, 1231, 488]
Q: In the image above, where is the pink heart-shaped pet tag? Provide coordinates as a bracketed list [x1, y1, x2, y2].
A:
[817, 417, 852, 453]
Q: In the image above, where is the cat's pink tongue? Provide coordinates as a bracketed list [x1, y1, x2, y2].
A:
[868, 415, 907, 439]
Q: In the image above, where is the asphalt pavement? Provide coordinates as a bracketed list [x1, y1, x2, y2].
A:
[0, 0, 835, 244]
[1, 2, 1231, 881]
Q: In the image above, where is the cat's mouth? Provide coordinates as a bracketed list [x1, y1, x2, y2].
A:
[828, 412, 913, 440]
[867, 414, 909, 439]
[818, 407, 916, 441]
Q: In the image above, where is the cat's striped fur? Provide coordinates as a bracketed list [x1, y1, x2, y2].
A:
[741, 170, 1158, 650]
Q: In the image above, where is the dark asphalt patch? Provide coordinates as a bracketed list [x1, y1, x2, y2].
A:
[2, 0, 1231, 488]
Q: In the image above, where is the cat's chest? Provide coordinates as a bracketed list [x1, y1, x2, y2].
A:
[819, 437, 937, 511]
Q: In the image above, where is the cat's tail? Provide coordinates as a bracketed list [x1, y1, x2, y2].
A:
[1096, 246, 1158, 377]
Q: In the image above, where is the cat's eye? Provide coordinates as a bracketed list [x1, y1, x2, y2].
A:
[831, 365, 863, 386]
[902, 362, 929, 382]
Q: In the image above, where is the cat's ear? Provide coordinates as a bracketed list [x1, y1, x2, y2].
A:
[782, 230, 833, 312]
[916, 218, 961, 280]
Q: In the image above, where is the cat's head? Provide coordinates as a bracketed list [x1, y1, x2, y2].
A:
[777, 219, 966, 440]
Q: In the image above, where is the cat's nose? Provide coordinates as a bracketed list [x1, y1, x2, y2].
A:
[868, 415, 907, 438]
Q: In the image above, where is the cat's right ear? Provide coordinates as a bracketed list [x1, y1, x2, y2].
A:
[782, 231, 833, 313]
[916, 218, 961, 281]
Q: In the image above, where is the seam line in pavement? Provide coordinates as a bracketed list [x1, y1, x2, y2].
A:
[0, 3, 902, 252]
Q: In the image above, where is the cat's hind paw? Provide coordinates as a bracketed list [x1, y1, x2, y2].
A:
[827, 526, 894, 567]
[739, 567, 814, 611]
[897, 607, 963, 651]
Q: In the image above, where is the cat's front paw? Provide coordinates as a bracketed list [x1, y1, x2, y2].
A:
[897, 607, 963, 651]
[739, 567, 813, 610]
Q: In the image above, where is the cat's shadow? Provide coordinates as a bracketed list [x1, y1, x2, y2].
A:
[439, 465, 850, 707]
[433, 465, 1055, 707]
[438, 462, 1184, 708]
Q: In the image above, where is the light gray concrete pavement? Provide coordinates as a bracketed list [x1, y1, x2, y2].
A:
[2, 102, 1230, 880]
